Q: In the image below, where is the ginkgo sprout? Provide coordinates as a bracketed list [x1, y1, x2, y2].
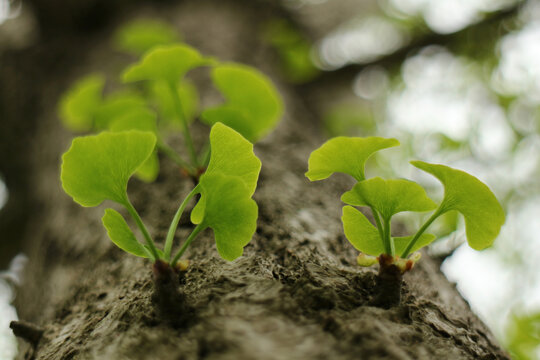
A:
[306, 136, 505, 306]
[61, 124, 260, 270]
[59, 22, 284, 291]
[57, 21, 283, 317]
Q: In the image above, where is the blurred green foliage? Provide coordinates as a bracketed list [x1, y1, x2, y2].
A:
[147, 80, 199, 130]
[323, 103, 376, 137]
[201, 63, 284, 142]
[114, 19, 180, 55]
[263, 19, 319, 83]
[506, 311, 540, 360]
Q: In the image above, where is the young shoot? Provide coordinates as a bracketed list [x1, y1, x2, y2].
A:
[58, 21, 283, 311]
[306, 136, 505, 274]
[61, 123, 261, 270]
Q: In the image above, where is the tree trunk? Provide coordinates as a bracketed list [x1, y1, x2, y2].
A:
[1, 0, 509, 359]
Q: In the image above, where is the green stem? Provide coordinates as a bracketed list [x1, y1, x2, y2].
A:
[401, 207, 444, 258]
[167, 81, 198, 167]
[383, 217, 394, 256]
[171, 223, 207, 266]
[157, 141, 195, 174]
[164, 185, 200, 261]
[124, 199, 159, 261]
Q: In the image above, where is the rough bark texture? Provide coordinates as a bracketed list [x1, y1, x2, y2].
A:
[1, 0, 509, 359]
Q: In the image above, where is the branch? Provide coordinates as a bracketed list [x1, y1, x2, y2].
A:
[306, 1, 525, 87]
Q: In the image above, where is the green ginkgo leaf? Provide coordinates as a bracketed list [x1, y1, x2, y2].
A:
[136, 153, 159, 182]
[94, 92, 148, 130]
[201, 107, 246, 135]
[122, 44, 215, 84]
[411, 161, 505, 250]
[342, 206, 435, 256]
[341, 177, 437, 220]
[115, 19, 179, 55]
[394, 234, 436, 255]
[148, 80, 199, 129]
[205, 123, 261, 195]
[191, 123, 261, 223]
[191, 174, 258, 261]
[102, 208, 150, 258]
[109, 110, 160, 182]
[59, 74, 105, 132]
[201, 63, 284, 142]
[61, 131, 156, 207]
[108, 108, 158, 134]
[134, 154, 159, 183]
[342, 206, 382, 256]
[305, 137, 400, 182]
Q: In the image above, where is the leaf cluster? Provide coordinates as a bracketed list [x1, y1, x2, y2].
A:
[59, 20, 283, 266]
[59, 20, 283, 181]
[306, 136, 505, 269]
[61, 125, 261, 265]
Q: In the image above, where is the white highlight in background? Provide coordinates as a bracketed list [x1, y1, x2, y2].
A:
[0, 178, 8, 210]
[388, 0, 518, 34]
[318, 17, 408, 69]
[0, 254, 27, 360]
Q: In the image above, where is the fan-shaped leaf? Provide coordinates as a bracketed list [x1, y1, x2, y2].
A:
[102, 208, 150, 258]
[342, 206, 436, 256]
[133, 153, 159, 183]
[190, 123, 261, 224]
[341, 177, 437, 220]
[411, 161, 505, 250]
[115, 19, 179, 55]
[122, 44, 215, 84]
[109, 110, 160, 182]
[108, 108, 158, 134]
[94, 92, 147, 130]
[306, 137, 400, 182]
[201, 63, 283, 142]
[342, 206, 382, 256]
[61, 131, 156, 207]
[191, 174, 258, 261]
[59, 74, 105, 132]
[394, 233, 436, 255]
[205, 123, 261, 196]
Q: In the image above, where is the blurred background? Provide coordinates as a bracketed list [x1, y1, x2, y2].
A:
[1, 0, 539, 358]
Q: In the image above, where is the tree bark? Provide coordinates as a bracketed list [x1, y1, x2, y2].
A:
[1, 0, 509, 359]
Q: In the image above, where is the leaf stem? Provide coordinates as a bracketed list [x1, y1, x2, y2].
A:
[164, 185, 200, 261]
[383, 217, 395, 256]
[157, 141, 196, 174]
[124, 199, 159, 261]
[171, 223, 207, 266]
[167, 81, 198, 167]
[401, 207, 444, 258]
